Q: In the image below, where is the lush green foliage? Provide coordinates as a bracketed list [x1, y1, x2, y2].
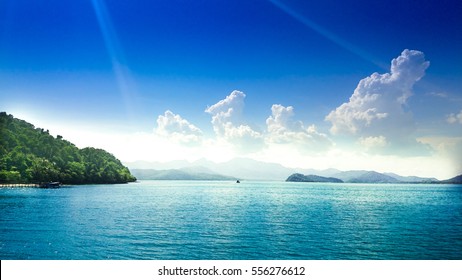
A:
[0, 112, 136, 184]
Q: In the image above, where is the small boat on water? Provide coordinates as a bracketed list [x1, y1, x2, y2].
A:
[236, 180, 240, 183]
[39, 182, 61, 188]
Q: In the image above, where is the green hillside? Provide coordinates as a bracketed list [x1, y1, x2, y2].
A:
[0, 112, 136, 184]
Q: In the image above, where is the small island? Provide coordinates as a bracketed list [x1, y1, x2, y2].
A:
[0, 112, 136, 185]
[286, 173, 343, 183]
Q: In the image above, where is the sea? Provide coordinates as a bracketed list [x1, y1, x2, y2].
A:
[1, 180, 461, 260]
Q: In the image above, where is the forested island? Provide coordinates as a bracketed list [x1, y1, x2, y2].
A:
[0, 112, 136, 185]
[286, 173, 343, 183]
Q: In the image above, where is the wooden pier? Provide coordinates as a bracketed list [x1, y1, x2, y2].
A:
[0, 183, 40, 188]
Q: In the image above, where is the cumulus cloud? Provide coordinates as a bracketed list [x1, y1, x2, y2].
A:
[205, 90, 244, 119]
[447, 110, 462, 124]
[358, 135, 388, 151]
[266, 105, 301, 134]
[205, 90, 264, 152]
[266, 104, 332, 152]
[155, 110, 203, 145]
[326, 49, 431, 155]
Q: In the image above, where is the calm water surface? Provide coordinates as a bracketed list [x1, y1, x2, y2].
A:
[1, 180, 461, 259]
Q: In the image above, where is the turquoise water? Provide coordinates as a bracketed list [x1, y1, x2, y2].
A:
[1, 181, 461, 259]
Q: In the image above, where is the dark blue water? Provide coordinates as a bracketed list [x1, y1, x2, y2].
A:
[1, 181, 461, 259]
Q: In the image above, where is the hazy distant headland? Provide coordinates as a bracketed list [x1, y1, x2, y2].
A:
[130, 167, 236, 181]
[285, 172, 462, 184]
[0, 113, 136, 185]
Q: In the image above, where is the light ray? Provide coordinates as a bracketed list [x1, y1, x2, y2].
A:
[268, 0, 387, 70]
[91, 0, 136, 120]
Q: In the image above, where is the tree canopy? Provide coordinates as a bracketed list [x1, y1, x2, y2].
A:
[0, 112, 136, 184]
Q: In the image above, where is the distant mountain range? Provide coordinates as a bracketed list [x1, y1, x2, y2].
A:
[286, 171, 461, 184]
[130, 167, 236, 181]
[294, 169, 438, 183]
[126, 158, 293, 181]
[125, 158, 460, 184]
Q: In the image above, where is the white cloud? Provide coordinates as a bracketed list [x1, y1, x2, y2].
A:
[205, 92, 333, 154]
[266, 104, 332, 152]
[427, 92, 448, 98]
[155, 110, 203, 145]
[205, 90, 264, 152]
[325, 49, 431, 155]
[418, 136, 462, 177]
[205, 90, 245, 119]
[266, 104, 301, 135]
[358, 135, 388, 151]
[447, 110, 462, 124]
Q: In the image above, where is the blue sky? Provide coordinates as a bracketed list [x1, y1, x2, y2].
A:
[1, 0, 462, 178]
